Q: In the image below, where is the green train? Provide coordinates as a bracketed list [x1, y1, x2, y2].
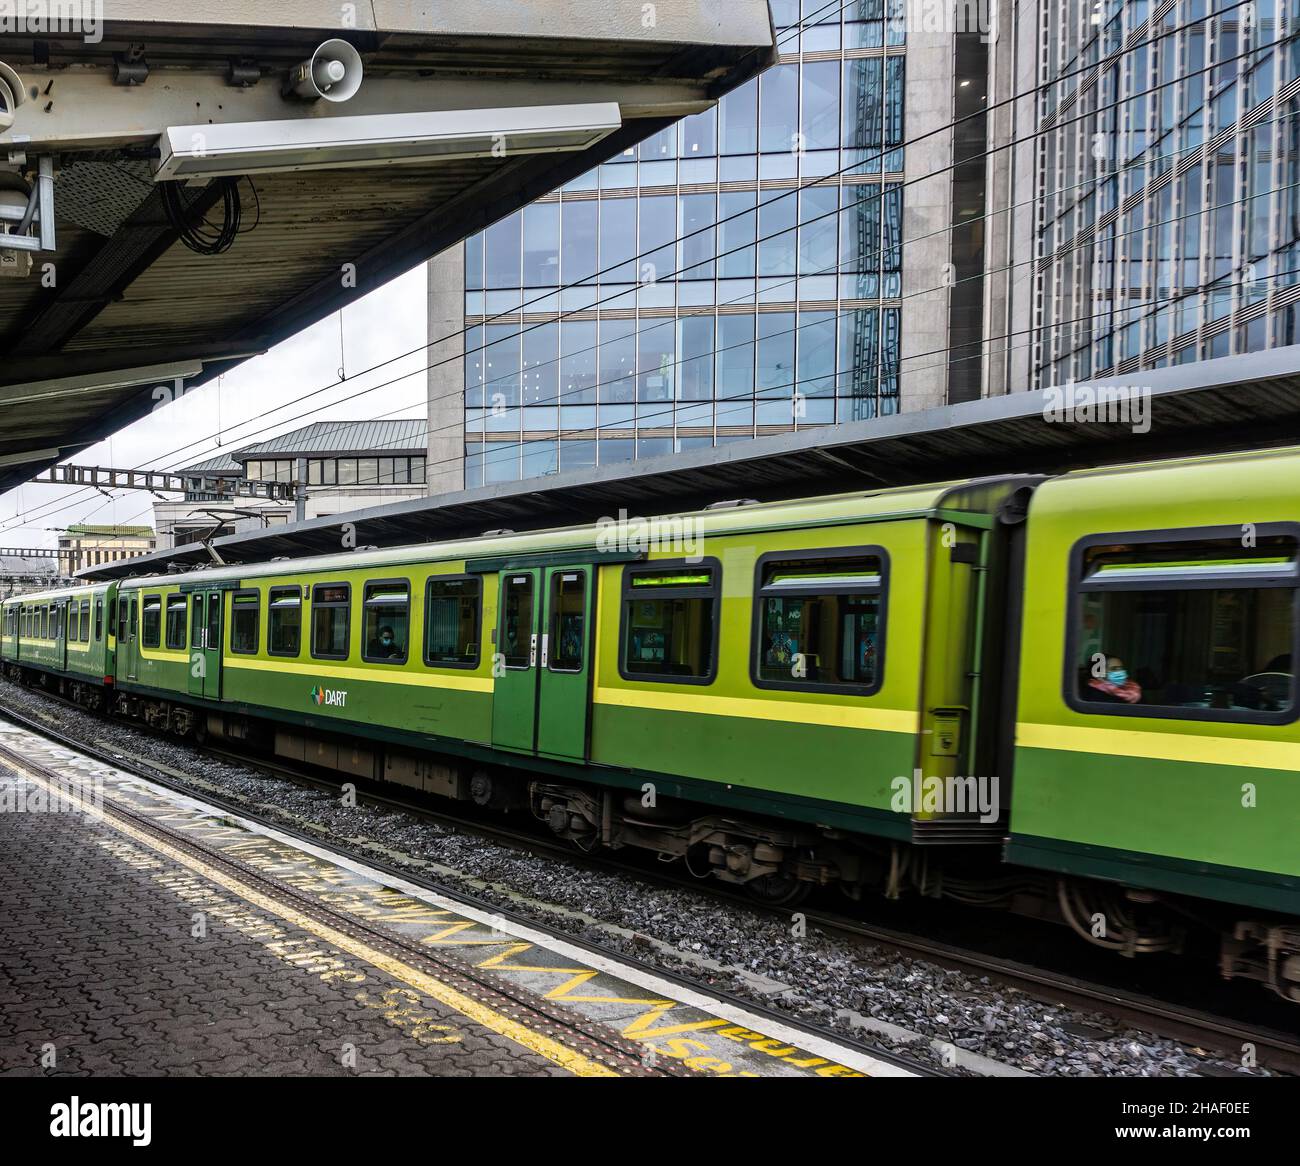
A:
[4, 445, 1298, 1000]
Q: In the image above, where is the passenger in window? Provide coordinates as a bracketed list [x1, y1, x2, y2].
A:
[1085, 655, 1143, 704]
[369, 625, 402, 660]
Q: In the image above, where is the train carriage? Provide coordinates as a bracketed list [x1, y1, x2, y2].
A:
[2, 582, 117, 709]
[1007, 448, 1300, 990]
[6, 447, 1299, 999]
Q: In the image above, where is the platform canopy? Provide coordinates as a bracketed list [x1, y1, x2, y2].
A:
[0, 0, 775, 492]
[79, 347, 1300, 579]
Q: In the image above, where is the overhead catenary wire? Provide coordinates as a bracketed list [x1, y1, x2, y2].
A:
[0, 4, 1285, 535]
[5, 110, 1295, 536]
[83, 0, 1273, 477]
[59, 259, 1300, 553]
[14, 148, 1294, 539]
[66, 249, 1300, 532]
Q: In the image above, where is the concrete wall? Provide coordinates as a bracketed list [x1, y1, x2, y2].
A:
[899, 28, 956, 413]
[982, 0, 1039, 396]
[426, 245, 466, 497]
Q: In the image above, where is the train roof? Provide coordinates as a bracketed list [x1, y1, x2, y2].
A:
[111, 475, 1029, 590]
[3, 581, 112, 606]
[1033, 441, 1300, 512]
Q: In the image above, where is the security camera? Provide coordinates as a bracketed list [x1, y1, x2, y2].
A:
[0, 62, 25, 133]
[285, 39, 363, 103]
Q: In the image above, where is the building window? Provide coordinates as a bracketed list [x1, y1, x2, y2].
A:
[268, 587, 302, 657]
[141, 595, 162, 648]
[362, 581, 409, 663]
[165, 596, 187, 650]
[311, 583, 350, 660]
[620, 561, 720, 684]
[424, 577, 481, 668]
[1069, 530, 1299, 724]
[752, 549, 886, 694]
[231, 592, 260, 654]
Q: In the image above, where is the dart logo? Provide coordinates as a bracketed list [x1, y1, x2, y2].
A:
[310, 685, 347, 708]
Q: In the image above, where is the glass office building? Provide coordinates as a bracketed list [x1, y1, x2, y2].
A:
[456, 0, 912, 487]
[990, 0, 1300, 392]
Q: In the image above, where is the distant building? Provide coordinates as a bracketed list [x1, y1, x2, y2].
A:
[58, 525, 157, 575]
[153, 420, 429, 550]
[0, 552, 61, 598]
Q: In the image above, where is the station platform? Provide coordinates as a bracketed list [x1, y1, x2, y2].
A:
[0, 721, 907, 1079]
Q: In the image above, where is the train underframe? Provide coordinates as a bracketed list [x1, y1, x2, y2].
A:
[5, 661, 1297, 1004]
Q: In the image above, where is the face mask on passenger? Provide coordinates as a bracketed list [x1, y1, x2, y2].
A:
[1107, 668, 1128, 685]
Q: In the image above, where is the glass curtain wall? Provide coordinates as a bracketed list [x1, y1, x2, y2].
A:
[462, 0, 907, 485]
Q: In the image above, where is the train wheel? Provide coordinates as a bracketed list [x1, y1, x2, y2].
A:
[745, 873, 810, 908]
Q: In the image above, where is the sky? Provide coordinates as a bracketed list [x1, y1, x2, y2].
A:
[0, 265, 430, 549]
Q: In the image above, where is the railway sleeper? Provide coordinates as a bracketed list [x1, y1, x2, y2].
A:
[8, 669, 1298, 999]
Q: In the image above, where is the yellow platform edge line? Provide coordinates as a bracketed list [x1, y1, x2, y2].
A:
[19, 765, 619, 1078]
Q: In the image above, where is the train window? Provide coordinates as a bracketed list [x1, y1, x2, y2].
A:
[424, 576, 481, 668]
[752, 549, 886, 695]
[165, 596, 188, 650]
[191, 596, 203, 649]
[141, 595, 162, 648]
[206, 595, 220, 656]
[107, 597, 117, 640]
[619, 560, 720, 683]
[1068, 531, 1300, 724]
[231, 592, 260, 655]
[500, 575, 536, 669]
[51, 604, 61, 642]
[94, 598, 103, 641]
[362, 581, 409, 664]
[80, 600, 91, 642]
[549, 572, 586, 673]
[128, 597, 138, 641]
[268, 587, 302, 657]
[311, 583, 350, 660]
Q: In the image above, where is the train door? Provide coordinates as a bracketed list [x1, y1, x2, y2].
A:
[56, 599, 68, 671]
[491, 569, 542, 752]
[118, 592, 138, 681]
[187, 591, 224, 700]
[490, 565, 595, 759]
[536, 566, 594, 761]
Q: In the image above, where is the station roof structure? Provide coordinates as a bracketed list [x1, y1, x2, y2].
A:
[0, 1, 776, 493]
[80, 347, 1300, 579]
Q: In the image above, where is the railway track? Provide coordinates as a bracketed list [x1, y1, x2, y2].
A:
[4, 687, 1297, 1077]
[0, 697, 942, 1079]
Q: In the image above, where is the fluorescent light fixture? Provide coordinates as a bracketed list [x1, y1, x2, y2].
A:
[0, 360, 205, 407]
[153, 103, 623, 181]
